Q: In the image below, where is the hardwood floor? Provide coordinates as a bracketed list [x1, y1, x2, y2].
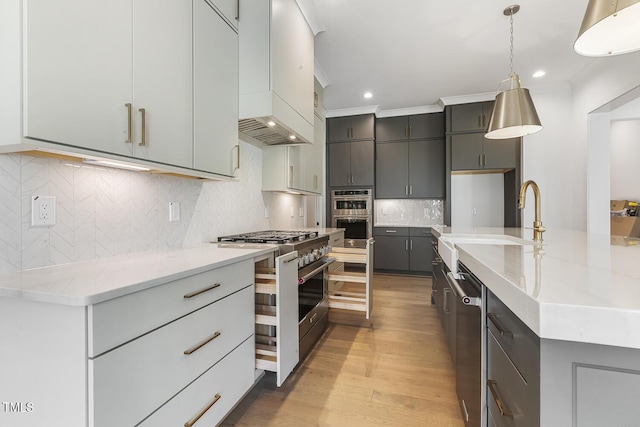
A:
[222, 274, 464, 426]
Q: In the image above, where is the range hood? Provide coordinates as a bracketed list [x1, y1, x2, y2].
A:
[238, 0, 315, 147]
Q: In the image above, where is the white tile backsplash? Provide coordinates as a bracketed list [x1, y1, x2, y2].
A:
[374, 199, 444, 227]
[0, 141, 279, 272]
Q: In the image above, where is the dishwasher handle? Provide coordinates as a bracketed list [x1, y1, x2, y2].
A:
[446, 272, 481, 307]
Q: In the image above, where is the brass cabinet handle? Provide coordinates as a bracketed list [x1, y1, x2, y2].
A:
[184, 393, 221, 427]
[125, 103, 132, 143]
[478, 115, 482, 128]
[487, 313, 513, 337]
[408, 125, 412, 138]
[405, 240, 409, 251]
[235, 0, 239, 20]
[409, 185, 413, 195]
[289, 165, 294, 187]
[183, 283, 221, 299]
[314, 174, 318, 189]
[478, 154, 482, 167]
[443, 288, 449, 313]
[385, 230, 397, 233]
[234, 144, 240, 170]
[138, 108, 146, 146]
[183, 331, 221, 355]
[314, 91, 318, 108]
[487, 380, 513, 418]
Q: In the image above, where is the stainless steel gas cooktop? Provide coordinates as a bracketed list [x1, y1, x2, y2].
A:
[217, 230, 319, 245]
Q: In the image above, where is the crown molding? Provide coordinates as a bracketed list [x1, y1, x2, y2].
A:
[295, 0, 325, 35]
[376, 105, 443, 118]
[325, 105, 380, 118]
[439, 92, 496, 106]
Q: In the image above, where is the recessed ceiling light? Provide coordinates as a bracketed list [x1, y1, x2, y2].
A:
[289, 134, 296, 140]
[363, 92, 373, 99]
[267, 121, 276, 127]
[532, 70, 546, 78]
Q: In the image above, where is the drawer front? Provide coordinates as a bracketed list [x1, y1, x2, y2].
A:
[409, 227, 432, 237]
[139, 336, 255, 427]
[486, 289, 539, 382]
[374, 226, 410, 237]
[329, 231, 345, 248]
[89, 259, 253, 356]
[89, 285, 254, 427]
[487, 330, 539, 427]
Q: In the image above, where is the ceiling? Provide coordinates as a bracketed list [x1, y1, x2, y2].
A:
[312, 0, 596, 116]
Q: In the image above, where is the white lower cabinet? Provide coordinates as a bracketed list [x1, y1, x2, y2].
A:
[89, 285, 254, 427]
[138, 336, 254, 427]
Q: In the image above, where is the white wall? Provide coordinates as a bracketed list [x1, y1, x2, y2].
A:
[521, 52, 640, 234]
[610, 120, 640, 201]
[0, 142, 311, 274]
[450, 174, 504, 228]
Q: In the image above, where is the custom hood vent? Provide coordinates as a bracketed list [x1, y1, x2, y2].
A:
[238, 117, 308, 146]
[238, 0, 315, 147]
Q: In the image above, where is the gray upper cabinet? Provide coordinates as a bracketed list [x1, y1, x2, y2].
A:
[376, 139, 445, 198]
[328, 114, 375, 142]
[451, 133, 517, 171]
[450, 101, 494, 132]
[376, 113, 444, 142]
[328, 140, 374, 187]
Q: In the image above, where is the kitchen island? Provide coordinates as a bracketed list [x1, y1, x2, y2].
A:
[432, 226, 640, 426]
[0, 244, 277, 427]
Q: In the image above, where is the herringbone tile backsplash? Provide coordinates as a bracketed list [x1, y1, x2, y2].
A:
[0, 142, 271, 273]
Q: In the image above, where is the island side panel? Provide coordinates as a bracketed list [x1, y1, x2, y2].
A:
[540, 338, 640, 426]
[0, 297, 87, 427]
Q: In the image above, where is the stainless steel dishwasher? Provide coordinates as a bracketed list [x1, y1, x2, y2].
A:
[446, 262, 486, 427]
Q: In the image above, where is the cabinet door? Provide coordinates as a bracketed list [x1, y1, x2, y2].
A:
[328, 117, 353, 142]
[374, 235, 409, 271]
[413, 112, 445, 139]
[450, 103, 484, 132]
[350, 140, 375, 186]
[208, 0, 239, 29]
[409, 139, 445, 198]
[287, 146, 304, 190]
[483, 137, 518, 170]
[376, 116, 408, 142]
[134, 0, 193, 167]
[305, 115, 325, 194]
[451, 133, 483, 171]
[24, 0, 133, 157]
[409, 236, 432, 273]
[193, 0, 239, 176]
[275, 253, 299, 387]
[350, 114, 375, 141]
[376, 142, 408, 198]
[328, 142, 351, 186]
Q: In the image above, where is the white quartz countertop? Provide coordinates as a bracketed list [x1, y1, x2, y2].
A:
[0, 244, 277, 307]
[433, 226, 640, 349]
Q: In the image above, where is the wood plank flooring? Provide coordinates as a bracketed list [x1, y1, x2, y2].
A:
[222, 274, 464, 426]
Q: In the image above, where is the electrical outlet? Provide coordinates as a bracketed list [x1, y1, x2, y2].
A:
[31, 195, 56, 226]
[472, 208, 478, 215]
[169, 202, 180, 222]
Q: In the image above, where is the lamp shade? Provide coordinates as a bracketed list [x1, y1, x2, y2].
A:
[485, 87, 543, 139]
[574, 0, 640, 56]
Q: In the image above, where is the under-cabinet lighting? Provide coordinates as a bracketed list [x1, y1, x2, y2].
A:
[289, 135, 297, 140]
[267, 121, 276, 127]
[82, 159, 151, 172]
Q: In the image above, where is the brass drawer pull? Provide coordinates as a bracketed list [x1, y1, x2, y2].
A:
[138, 107, 146, 146]
[487, 313, 513, 337]
[183, 283, 221, 299]
[184, 331, 221, 355]
[487, 380, 513, 418]
[184, 393, 221, 427]
[124, 103, 132, 143]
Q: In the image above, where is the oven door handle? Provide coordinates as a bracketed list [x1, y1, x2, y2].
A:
[446, 272, 481, 307]
[299, 258, 335, 284]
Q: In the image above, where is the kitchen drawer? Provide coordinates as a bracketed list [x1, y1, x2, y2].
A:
[88, 259, 253, 356]
[409, 227, 432, 237]
[374, 226, 409, 237]
[329, 231, 345, 248]
[138, 335, 255, 427]
[487, 329, 539, 427]
[486, 289, 539, 383]
[89, 285, 254, 427]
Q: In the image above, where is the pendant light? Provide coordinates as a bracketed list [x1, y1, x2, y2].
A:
[485, 5, 542, 140]
[574, 0, 640, 56]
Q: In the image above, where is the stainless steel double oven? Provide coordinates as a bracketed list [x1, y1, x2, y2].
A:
[331, 189, 373, 248]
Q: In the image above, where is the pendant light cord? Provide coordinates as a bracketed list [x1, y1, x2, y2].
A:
[509, 9, 515, 78]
